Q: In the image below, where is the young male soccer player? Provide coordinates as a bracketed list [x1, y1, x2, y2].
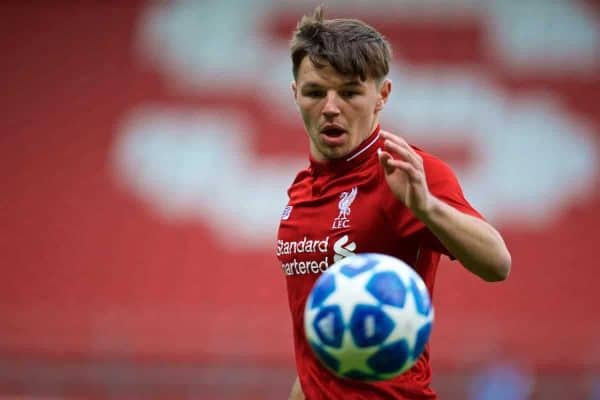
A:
[276, 7, 511, 399]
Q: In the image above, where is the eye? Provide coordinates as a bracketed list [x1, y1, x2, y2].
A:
[340, 90, 359, 99]
[303, 90, 324, 98]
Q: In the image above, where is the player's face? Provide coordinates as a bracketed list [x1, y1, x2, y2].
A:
[292, 57, 391, 161]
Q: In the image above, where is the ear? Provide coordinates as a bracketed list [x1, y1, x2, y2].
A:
[291, 81, 298, 104]
[375, 79, 392, 112]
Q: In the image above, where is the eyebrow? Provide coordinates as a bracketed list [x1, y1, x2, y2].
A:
[301, 80, 364, 89]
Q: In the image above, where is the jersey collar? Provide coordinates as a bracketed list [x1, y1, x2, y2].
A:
[309, 125, 381, 175]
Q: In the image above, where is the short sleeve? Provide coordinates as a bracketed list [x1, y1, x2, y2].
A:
[383, 147, 484, 256]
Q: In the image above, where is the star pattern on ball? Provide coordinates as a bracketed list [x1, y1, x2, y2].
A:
[304, 254, 435, 381]
[304, 306, 331, 346]
[322, 270, 379, 322]
[325, 329, 380, 376]
[381, 288, 432, 352]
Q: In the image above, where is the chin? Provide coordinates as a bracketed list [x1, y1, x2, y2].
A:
[325, 148, 350, 160]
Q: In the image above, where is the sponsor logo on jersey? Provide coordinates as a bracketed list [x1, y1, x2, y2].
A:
[278, 235, 356, 276]
[333, 235, 356, 262]
[332, 187, 358, 230]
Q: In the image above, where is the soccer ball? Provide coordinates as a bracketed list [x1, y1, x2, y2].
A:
[304, 253, 434, 381]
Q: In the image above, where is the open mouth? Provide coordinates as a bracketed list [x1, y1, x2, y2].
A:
[321, 126, 347, 138]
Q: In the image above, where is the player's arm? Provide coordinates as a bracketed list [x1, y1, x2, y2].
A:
[412, 196, 510, 281]
[378, 131, 511, 282]
[288, 377, 305, 400]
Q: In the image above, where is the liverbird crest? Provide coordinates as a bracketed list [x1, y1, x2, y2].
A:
[332, 187, 358, 229]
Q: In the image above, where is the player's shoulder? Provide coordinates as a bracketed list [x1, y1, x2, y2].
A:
[409, 144, 462, 191]
[381, 129, 456, 178]
[411, 145, 455, 175]
[286, 165, 313, 198]
[290, 165, 312, 183]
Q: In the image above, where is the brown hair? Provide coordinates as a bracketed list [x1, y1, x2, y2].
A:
[290, 6, 392, 82]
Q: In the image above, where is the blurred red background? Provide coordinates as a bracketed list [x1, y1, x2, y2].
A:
[2, 1, 600, 399]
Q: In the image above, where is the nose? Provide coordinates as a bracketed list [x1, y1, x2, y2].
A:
[322, 91, 341, 118]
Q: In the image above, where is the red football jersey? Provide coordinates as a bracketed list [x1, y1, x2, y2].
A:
[276, 126, 483, 399]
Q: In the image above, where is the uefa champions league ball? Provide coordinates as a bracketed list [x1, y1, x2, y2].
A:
[304, 253, 434, 381]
